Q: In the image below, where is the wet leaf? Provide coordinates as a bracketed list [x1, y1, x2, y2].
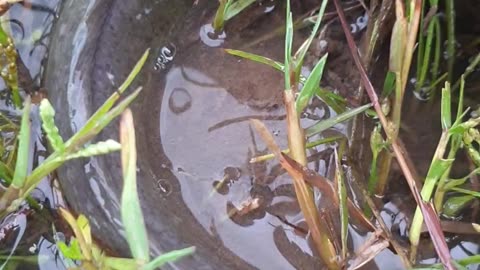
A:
[120, 109, 149, 263]
[58, 238, 83, 260]
[39, 99, 64, 152]
[64, 140, 121, 160]
[441, 82, 452, 130]
[296, 54, 328, 114]
[305, 103, 372, 137]
[142, 247, 196, 270]
[225, 49, 284, 72]
[11, 96, 31, 188]
[442, 195, 474, 218]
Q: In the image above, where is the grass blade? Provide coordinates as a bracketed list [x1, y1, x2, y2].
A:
[213, 0, 231, 31]
[39, 99, 64, 152]
[142, 247, 196, 270]
[334, 150, 348, 259]
[120, 109, 150, 263]
[224, 0, 256, 21]
[441, 82, 451, 130]
[293, 0, 328, 75]
[306, 103, 372, 137]
[284, 0, 293, 89]
[225, 49, 284, 71]
[11, 96, 31, 188]
[67, 49, 149, 147]
[296, 54, 328, 113]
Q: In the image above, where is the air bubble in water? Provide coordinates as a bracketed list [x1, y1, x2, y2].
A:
[156, 179, 172, 196]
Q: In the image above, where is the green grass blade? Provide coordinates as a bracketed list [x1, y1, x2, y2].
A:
[104, 257, 139, 270]
[225, 49, 284, 71]
[306, 103, 372, 137]
[293, 0, 328, 75]
[296, 54, 328, 113]
[284, 0, 293, 89]
[0, 161, 13, 183]
[213, 0, 231, 31]
[64, 140, 121, 161]
[335, 150, 348, 259]
[39, 99, 64, 152]
[441, 82, 451, 130]
[11, 97, 31, 188]
[224, 0, 256, 21]
[316, 89, 346, 114]
[120, 109, 149, 262]
[67, 49, 149, 147]
[142, 247, 196, 270]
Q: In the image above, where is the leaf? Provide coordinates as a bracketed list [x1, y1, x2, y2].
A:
[58, 238, 83, 260]
[224, 0, 256, 21]
[382, 71, 396, 97]
[0, 160, 13, 183]
[77, 215, 92, 247]
[66, 49, 149, 147]
[296, 54, 328, 113]
[442, 195, 475, 218]
[39, 99, 64, 151]
[284, 0, 293, 89]
[11, 96, 31, 188]
[104, 257, 139, 270]
[224, 49, 284, 72]
[120, 109, 150, 262]
[213, 0, 231, 31]
[142, 247, 196, 270]
[64, 140, 121, 160]
[59, 208, 92, 261]
[334, 150, 348, 259]
[441, 82, 452, 130]
[316, 89, 346, 114]
[389, 5, 407, 73]
[305, 103, 372, 137]
[293, 0, 328, 75]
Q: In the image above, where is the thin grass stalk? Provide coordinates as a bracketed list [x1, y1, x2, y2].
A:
[284, 90, 339, 269]
[445, 0, 455, 83]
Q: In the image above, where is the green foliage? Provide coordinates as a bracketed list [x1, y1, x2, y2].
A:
[296, 54, 328, 113]
[57, 110, 194, 269]
[305, 103, 372, 137]
[213, 0, 256, 31]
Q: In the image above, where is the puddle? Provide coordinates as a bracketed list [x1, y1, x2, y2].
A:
[0, 0, 479, 269]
